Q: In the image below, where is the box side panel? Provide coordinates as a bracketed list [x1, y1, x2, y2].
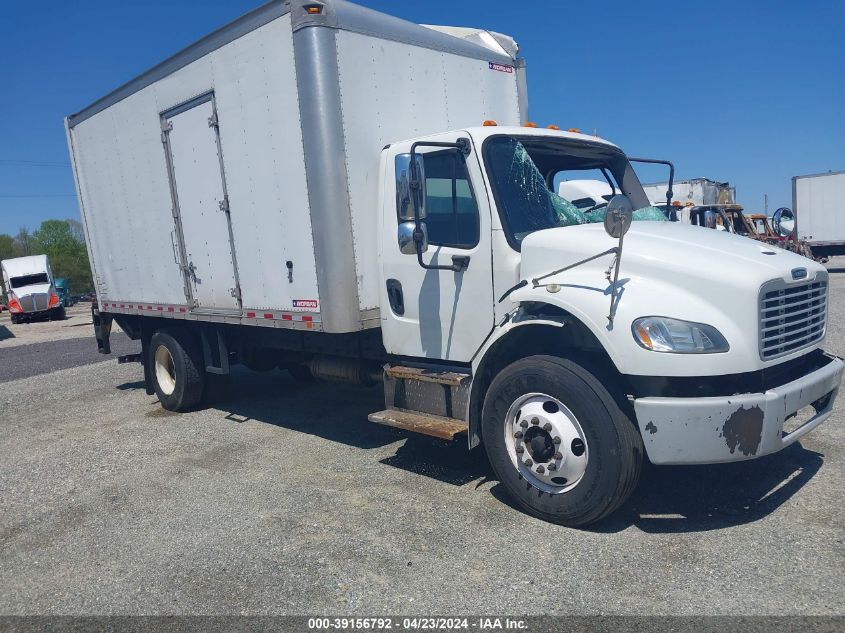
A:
[796, 173, 845, 243]
[212, 16, 317, 311]
[335, 30, 522, 311]
[67, 15, 318, 312]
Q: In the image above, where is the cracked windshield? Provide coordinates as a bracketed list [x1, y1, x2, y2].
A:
[485, 136, 666, 245]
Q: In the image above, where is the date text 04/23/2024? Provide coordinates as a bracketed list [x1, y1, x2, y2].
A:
[307, 618, 527, 630]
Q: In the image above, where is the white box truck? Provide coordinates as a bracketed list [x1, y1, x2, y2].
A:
[792, 171, 845, 260]
[643, 177, 736, 207]
[66, 0, 843, 526]
[1, 254, 65, 323]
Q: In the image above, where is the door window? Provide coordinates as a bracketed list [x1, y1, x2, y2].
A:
[421, 151, 479, 248]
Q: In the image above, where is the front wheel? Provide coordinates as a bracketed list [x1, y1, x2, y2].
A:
[482, 355, 643, 527]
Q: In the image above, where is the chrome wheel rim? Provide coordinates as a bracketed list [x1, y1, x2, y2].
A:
[154, 345, 177, 396]
[503, 392, 589, 494]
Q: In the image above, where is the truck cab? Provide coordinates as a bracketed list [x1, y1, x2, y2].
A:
[375, 125, 842, 524]
[1, 255, 65, 324]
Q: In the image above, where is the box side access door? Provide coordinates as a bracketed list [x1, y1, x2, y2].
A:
[161, 93, 241, 313]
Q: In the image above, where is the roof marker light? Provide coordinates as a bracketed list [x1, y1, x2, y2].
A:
[568, 128, 581, 133]
[547, 124, 561, 130]
[524, 122, 538, 128]
[482, 120, 498, 126]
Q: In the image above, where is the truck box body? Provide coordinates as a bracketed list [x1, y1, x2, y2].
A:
[792, 171, 845, 257]
[66, 0, 526, 333]
[643, 177, 735, 207]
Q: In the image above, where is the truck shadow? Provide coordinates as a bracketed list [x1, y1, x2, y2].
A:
[212, 368, 408, 450]
[0, 325, 15, 341]
[590, 443, 824, 533]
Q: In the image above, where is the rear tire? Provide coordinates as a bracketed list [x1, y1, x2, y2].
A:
[148, 329, 204, 412]
[482, 355, 642, 527]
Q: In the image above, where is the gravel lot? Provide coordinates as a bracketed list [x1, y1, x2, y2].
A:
[0, 263, 843, 615]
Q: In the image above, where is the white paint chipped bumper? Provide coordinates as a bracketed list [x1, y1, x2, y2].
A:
[633, 355, 844, 465]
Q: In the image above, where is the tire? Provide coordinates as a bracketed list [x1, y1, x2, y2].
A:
[148, 329, 205, 412]
[482, 355, 643, 527]
[50, 307, 66, 320]
[10, 314, 20, 325]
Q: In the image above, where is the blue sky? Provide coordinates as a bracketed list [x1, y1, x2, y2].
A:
[1, 0, 843, 235]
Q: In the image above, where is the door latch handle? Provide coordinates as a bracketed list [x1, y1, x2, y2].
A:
[385, 279, 404, 316]
[451, 255, 470, 272]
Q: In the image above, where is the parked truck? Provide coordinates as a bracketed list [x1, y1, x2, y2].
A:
[789, 171, 845, 260]
[66, 0, 843, 526]
[1, 255, 65, 323]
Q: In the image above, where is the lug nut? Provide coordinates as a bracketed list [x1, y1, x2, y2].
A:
[548, 463, 557, 471]
[543, 423, 552, 431]
[524, 458, 533, 467]
[531, 417, 539, 425]
[520, 420, 529, 428]
[536, 465, 545, 474]
[514, 431, 523, 440]
[554, 452, 563, 460]
[516, 446, 525, 454]
[553, 437, 562, 445]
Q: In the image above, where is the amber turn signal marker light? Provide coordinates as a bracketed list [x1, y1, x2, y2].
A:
[547, 124, 561, 130]
[482, 120, 498, 126]
[305, 4, 323, 14]
[567, 128, 581, 133]
[524, 122, 538, 128]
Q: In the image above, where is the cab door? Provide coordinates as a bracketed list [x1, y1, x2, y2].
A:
[380, 134, 494, 362]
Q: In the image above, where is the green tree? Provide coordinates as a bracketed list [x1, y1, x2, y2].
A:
[0, 233, 15, 261]
[31, 220, 93, 294]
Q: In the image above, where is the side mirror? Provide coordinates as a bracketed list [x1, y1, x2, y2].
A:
[398, 221, 428, 255]
[772, 207, 795, 238]
[603, 195, 633, 238]
[395, 153, 427, 221]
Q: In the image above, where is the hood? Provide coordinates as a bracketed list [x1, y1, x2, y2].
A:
[10, 282, 53, 299]
[519, 221, 823, 289]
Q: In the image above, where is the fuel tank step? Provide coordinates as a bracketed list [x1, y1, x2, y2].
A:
[368, 408, 468, 440]
[384, 365, 470, 386]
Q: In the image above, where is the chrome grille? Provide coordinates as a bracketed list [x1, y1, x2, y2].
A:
[18, 293, 50, 313]
[759, 278, 827, 360]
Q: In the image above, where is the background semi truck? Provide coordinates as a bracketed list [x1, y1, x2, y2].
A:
[66, 0, 843, 526]
[791, 171, 845, 260]
[1, 255, 65, 324]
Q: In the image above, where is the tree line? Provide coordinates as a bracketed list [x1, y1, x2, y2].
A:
[0, 219, 94, 296]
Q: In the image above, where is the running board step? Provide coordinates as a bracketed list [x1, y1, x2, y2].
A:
[368, 409, 468, 440]
[384, 365, 470, 386]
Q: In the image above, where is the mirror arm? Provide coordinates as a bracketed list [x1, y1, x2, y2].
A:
[629, 157, 675, 215]
[410, 138, 473, 273]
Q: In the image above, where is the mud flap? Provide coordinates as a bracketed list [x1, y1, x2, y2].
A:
[92, 304, 112, 355]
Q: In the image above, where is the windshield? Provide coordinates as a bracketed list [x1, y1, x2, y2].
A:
[484, 136, 666, 247]
[10, 273, 49, 289]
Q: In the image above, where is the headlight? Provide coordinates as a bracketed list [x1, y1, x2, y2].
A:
[632, 317, 729, 353]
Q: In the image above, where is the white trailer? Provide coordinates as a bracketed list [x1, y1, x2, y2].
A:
[67, 0, 843, 526]
[643, 177, 735, 207]
[1, 255, 65, 323]
[792, 171, 845, 259]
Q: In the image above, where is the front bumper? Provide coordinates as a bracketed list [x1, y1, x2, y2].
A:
[633, 354, 844, 465]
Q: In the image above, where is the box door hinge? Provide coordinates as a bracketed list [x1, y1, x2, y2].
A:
[218, 196, 230, 215]
[208, 112, 219, 128]
[160, 120, 172, 144]
[230, 285, 242, 302]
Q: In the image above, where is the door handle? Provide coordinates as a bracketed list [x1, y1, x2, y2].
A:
[451, 255, 470, 272]
[386, 279, 404, 316]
